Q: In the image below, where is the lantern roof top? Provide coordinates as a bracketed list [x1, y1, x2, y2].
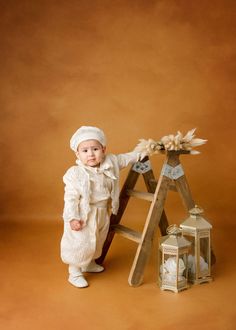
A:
[189, 205, 204, 215]
[161, 233, 191, 248]
[180, 206, 212, 230]
[180, 217, 212, 230]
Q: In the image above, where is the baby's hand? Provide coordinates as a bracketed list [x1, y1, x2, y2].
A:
[70, 219, 84, 231]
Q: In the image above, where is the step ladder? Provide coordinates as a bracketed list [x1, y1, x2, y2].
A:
[97, 150, 216, 287]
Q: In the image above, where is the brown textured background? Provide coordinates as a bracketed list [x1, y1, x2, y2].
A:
[1, 0, 235, 222]
[0, 1, 236, 329]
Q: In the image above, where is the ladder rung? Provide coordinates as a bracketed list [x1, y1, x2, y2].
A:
[126, 189, 154, 202]
[112, 224, 142, 243]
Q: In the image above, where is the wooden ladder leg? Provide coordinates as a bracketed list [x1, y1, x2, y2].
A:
[175, 174, 216, 265]
[142, 168, 169, 236]
[96, 164, 140, 264]
[170, 153, 216, 265]
[128, 174, 171, 286]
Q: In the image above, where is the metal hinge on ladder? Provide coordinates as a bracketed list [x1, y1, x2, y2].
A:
[132, 160, 152, 174]
[161, 163, 184, 180]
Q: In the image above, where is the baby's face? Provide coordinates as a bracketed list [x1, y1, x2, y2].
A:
[76, 139, 106, 167]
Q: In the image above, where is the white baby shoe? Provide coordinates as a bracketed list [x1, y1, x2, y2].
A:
[68, 274, 89, 288]
[82, 260, 104, 273]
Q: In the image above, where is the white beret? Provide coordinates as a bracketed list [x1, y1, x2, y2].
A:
[70, 126, 106, 151]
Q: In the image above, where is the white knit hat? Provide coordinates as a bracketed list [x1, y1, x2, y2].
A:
[70, 126, 106, 151]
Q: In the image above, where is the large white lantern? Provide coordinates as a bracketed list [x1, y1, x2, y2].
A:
[158, 225, 191, 293]
[180, 206, 212, 284]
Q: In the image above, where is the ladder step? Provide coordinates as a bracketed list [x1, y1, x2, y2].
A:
[112, 224, 142, 243]
[126, 189, 154, 202]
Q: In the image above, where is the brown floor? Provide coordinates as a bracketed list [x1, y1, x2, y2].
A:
[0, 214, 235, 330]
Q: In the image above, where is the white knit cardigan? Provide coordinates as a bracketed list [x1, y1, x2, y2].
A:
[62, 151, 139, 223]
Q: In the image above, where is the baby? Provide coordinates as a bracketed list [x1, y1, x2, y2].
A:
[61, 126, 142, 288]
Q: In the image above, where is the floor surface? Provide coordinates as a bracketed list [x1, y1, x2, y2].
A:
[0, 215, 235, 330]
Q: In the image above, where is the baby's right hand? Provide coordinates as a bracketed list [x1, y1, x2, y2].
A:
[70, 219, 84, 231]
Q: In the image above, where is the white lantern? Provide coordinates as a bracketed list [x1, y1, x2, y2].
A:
[180, 206, 212, 284]
[158, 225, 191, 293]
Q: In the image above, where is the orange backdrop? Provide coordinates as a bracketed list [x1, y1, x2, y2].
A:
[1, 0, 235, 225]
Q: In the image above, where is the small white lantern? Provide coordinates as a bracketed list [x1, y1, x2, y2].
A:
[180, 206, 212, 284]
[158, 224, 191, 293]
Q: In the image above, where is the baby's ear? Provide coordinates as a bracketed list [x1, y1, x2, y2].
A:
[102, 146, 106, 153]
[75, 151, 80, 159]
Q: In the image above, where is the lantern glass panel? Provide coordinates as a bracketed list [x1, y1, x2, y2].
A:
[181, 253, 188, 280]
[162, 254, 177, 285]
[184, 235, 195, 257]
[159, 252, 177, 285]
[199, 236, 210, 276]
[161, 253, 187, 286]
[182, 236, 195, 278]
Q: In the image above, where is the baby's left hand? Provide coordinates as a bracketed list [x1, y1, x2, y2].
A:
[70, 219, 85, 231]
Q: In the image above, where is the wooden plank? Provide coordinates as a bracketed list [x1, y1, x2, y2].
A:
[126, 189, 154, 202]
[112, 224, 142, 243]
[175, 176, 195, 210]
[166, 151, 195, 210]
[128, 173, 171, 286]
[170, 152, 216, 265]
[142, 166, 169, 236]
[148, 178, 176, 191]
[168, 183, 177, 191]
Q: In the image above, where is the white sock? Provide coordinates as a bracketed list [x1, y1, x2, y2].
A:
[82, 260, 104, 273]
[68, 265, 88, 288]
[69, 265, 83, 276]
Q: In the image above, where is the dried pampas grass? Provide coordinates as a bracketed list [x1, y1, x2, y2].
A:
[135, 128, 207, 159]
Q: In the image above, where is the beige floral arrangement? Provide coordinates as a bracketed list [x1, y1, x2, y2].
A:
[135, 128, 207, 160]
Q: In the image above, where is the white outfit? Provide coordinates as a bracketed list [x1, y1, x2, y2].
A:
[60, 151, 139, 268]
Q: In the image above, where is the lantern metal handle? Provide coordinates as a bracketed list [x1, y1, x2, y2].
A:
[166, 224, 182, 235]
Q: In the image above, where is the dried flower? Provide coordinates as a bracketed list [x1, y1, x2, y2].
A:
[135, 138, 163, 160]
[134, 128, 207, 159]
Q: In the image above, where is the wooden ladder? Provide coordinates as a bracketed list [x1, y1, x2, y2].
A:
[97, 151, 216, 287]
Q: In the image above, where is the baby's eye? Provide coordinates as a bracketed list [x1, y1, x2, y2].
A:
[93, 148, 99, 151]
[82, 149, 88, 153]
